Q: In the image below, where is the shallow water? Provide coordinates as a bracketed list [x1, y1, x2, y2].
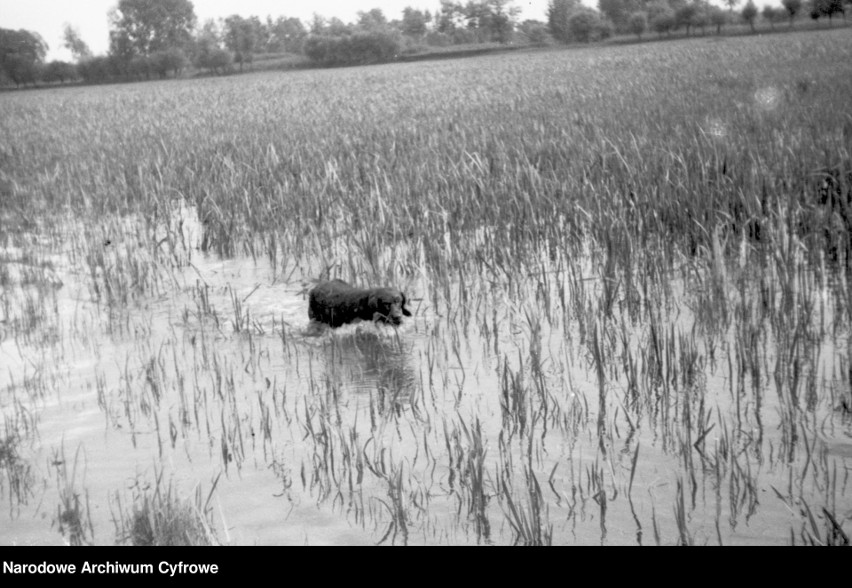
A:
[1, 199, 850, 546]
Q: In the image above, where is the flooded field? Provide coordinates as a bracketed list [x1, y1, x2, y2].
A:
[1, 29, 852, 545]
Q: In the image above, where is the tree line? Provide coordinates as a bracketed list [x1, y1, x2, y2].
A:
[582, 0, 849, 40]
[1, 0, 849, 87]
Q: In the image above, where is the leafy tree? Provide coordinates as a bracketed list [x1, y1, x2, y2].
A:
[675, 3, 699, 34]
[107, 26, 136, 75]
[485, 0, 521, 43]
[199, 18, 222, 40]
[568, 8, 611, 42]
[810, 0, 845, 22]
[223, 15, 261, 70]
[518, 19, 551, 44]
[283, 18, 308, 53]
[629, 11, 648, 37]
[692, 5, 710, 34]
[741, 0, 758, 31]
[193, 18, 221, 59]
[2, 55, 39, 86]
[810, 0, 820, 18]
[0, 28, 48, 86]
[149, 47, 187, 77]
[599, 16, 615, 38]
[709, 5, 728, 32]
[782, 0, 802, 25]
[195, 46, 232, 74]
[456, 1, 519, 43]
[762, 5, 779, 28]
[646, 1, 673, 19]
[109, 0, 195, 58]
[267, 17, 307, 53]
[599, 0, 643, 32]
[831, 0, 845, 22]
[436, 1, 463, 32]
[401, 7, 432, 37]
[77, 56, 111, 83]
[128, 54, 151, 79]
[357, 8, 388, 31]
[598, 0, 625, 31]
[327, 17, 352, 36]
[62, 25, 92, 61]
[724, 0, 739, 12]
[0, 29, 48, 65]
[462, 1, 490, 37]
[651, 7, 676, 35]
[547, 0, 582, 42]
[309, 14, 327, 35]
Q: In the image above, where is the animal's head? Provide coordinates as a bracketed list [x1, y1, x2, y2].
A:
[368, 288, 412, 325]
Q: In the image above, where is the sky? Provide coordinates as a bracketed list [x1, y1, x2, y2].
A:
[0, 1, 555, 61]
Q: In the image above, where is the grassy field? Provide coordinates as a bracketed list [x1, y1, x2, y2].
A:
[1, 27, 851, 545]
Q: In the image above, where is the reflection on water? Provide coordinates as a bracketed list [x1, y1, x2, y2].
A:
[312, 327, 416, 404]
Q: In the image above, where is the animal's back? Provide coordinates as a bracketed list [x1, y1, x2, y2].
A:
[308, 280, 364, 326]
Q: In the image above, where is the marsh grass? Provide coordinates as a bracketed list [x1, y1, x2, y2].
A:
[112, 469, 223, 546]
[0, 426, 34, 513]
[1, 28, 851, 544]
[52, 444, 94, 546]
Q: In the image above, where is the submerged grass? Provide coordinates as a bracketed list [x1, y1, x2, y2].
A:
[1, 28, 851, 544]
[111, 469, 223, 546]
[0, 428, 34, 513]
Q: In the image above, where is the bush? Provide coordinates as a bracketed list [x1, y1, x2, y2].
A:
[149, 48, 188, 78]
[41, 60, 77, 84]
[2, 54, 39, 86]
[195, 48, 233, 74]
[425, 31, 452, 47]
[400, 36, 428, 55]
[76, 56, 112, 84]
[451, 28, 479, 45]
[568, 9, 612, 43]
[518, 22, 552, 46]
[597, 18, 615, 40]
[304, 31, 401, 67]
[105, 54, 134, 79]
[129, 55, 152, 79]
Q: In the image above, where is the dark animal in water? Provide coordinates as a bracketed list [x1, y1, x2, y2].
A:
[308, 279, 412, 328]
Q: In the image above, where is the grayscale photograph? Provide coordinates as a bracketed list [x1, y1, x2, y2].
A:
[1, 0, 851, 549]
